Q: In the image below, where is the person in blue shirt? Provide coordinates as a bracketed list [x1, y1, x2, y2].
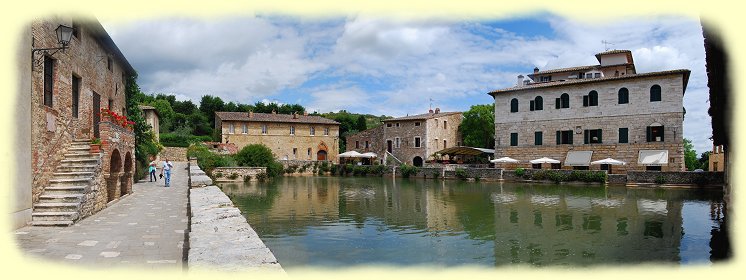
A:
[161, 158, 174, 187]
[148, 157, 157, 182]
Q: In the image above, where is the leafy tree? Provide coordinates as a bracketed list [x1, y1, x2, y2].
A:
[356, 115, 367, 131]
[149, 99, 175, 133]
[684, 138, 698, 171]
[125, 74, 161, 180]
[199, 95, 225, 128]
[235, 144, 284, 177]
[459, 104, 495, 148]
[172, 99, 197, 115]
[698, 151, 711, 171]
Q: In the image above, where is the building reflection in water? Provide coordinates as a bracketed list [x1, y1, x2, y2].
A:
[222, 177, 728, 267]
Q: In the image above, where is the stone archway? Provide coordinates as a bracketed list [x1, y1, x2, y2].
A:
[413, 156, 423, 167]
[317, 141, 329, 161]
[107, 149, 122, 202]
[121, 151, 133, 197]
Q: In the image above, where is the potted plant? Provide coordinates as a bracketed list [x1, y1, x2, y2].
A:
[90, 138, 102, 153]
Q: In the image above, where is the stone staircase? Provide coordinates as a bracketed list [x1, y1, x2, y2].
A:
[30, 139, 100, 226]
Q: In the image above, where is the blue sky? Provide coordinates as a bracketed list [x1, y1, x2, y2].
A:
[103, 14, 712, 153]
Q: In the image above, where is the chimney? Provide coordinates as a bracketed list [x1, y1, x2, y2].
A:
[533, 67, 539, 74]
[303, 111, 308, 116]
[516, 75, 524, 87]
[271, 110, 276, 114]
[248, 111, 253, 118]
[293, 112, 298, 119]
[434, 108, 440, 114]
[429, 109, 434, 114]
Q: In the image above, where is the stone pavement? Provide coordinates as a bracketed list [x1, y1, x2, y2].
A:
[14, 162, 189, 270]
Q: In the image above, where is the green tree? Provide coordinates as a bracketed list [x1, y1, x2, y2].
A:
[199, 95, 225, 128]
[235, 144, 283, 177]
[684, 138, 698, 171]
[125, 74, 161, 180]
[459, 104, 495, 148]
[356, 115, 367, 131]
[698, 151, 711, 171]
[149, 99, 175, 133]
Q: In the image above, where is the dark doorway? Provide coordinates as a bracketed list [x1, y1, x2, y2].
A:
[413, 156, 423, 167]
[93, 92, 100, 138]
[646, 166, 662, 171]
[317, 150, 327, 161]
[532, 163, 542, 169]
[387, 140, 393, 153]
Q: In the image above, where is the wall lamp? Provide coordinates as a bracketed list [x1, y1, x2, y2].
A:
[32, 24, 74, 67]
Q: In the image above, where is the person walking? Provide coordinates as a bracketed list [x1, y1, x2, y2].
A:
[161, 157, 174, 187]
[148, 157, 158, 182]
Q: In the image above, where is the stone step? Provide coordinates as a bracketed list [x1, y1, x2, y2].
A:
[31, 211, 79, 221]
[44, 186, 87, 194]
[33, 202, 80, 212]
[52, 171, 94, 179]
[73, 139, 92, 143]
[39, 193, 84, 203]
[29, 220, 74, 227]
[61, 158, 99, 165]
[49, 178, 92, 184]
[57, 166, 98, 173]
[64, 153, 97, 158]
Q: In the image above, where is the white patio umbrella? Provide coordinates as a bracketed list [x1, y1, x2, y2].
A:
[530, 157, 561, 164]
[490, 157, 520, 163]
[361, 152, 378, 158]
[590, 158, 626, 165]
[338, 151, 363, 158]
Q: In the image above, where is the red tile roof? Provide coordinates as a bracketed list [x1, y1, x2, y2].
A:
[383, 111, 461, 122]
[215, 112, 340, 125]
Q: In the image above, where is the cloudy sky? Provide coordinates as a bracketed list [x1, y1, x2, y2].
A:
[102, 14, 712, 153]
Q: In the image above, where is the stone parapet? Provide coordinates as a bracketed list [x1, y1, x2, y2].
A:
[212, 167, 267, 182]
[188, 186, 284, 273]
[160, 146, 188, 162]
[627, 171, 724, 185]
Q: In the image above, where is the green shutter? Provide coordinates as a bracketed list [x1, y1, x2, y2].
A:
[598, 129, 602, 143]
[568, 131, 573, 144]
[619, 128, 628, 143]
[584, 130, 589, 144]
[660, 126, 665, 142]
[556, 131, 561, 144]
[583, 95, 589, 107]
[555, 98, 560, 109]
[646, 127, 652, 142]
[535, 131, 542, 145]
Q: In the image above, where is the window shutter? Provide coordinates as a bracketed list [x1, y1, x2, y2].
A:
[556, 131, 561, 144]
[646, 127, 652, 142]
[660, 126, 665, 142]
[530, 100, 535, 111]
[555, 98, 560, 109]
[598, 129, 602, 143]
[568, 131, 573, 144]
[584, 130, 589, 144]
[583, 95, 589, 107]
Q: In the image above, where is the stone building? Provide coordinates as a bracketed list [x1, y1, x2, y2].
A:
[344, 125, 385, 160]
[139, 105, 160, 142]
[13, 17, 136, 228]
[379, 109, 462, 166]
[488, 50, 689, 173]
[215, 111, 340, 162]
[709, 145, 725, 172]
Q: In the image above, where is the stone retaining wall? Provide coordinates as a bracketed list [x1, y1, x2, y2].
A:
[212, 167, 267, 182]
[161, 147, 188, 162]
[627, 171, 725, 185]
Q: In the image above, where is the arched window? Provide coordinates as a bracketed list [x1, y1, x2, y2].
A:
[588, 90, 598, 106]
[534, 96, 543, 111]
[510, 98, 519, 112]
[618, 88, 629, 104]
[560, 93, 570, 108]
[650, 85, 661, 102]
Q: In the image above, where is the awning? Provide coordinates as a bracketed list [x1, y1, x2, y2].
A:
[564, 151, 593, 166]
[530, 157, 561, 164]
[434, 146, 495, 156]
[491, 157, 519, 163]
[591, 158, 626, 165]
[339, 151, 363, 158]
[638, 150, 669, 166]
[361, 152, 378, 158]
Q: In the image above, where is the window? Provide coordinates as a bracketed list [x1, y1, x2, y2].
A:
[107, 56, 113, 72]
[310, 126, 315, 136]
[444, 121, 447, 129]
[365, 141, 369, 148]
[435, 138, 439, 149]
[290, 125, 295, 135]
[415, 122, 420, 126]
[618, 88, 629, 104]
[43, 56, 54, 107]
[541, 76, 551, 82]
[324, 127, 329, 136]
[355, 141, 360, 149]
[555, 93, 569, 109]
[72, 75, 80, 118]
[530, 96, 543, 111]
[535, 131, 543, 145]
[650, 85, 662, 102]
[261, 124, 268, 134]
[646, 166, 662, 171]
[414, 137, 421, 147]
[307, 148, 312, 157]
[585, 73, 593, 79]
[387, 123, 392, 127]
[395, 137, 400, 148]
[229, 123, 234, 134]
[510, 133, 518, 146]
[108, 99, 113, 110]
[619, 128, 629, 143]
[293, 148, 297, 157]
[647, 125, 664, 142]
[242, 124, 248, 134]
[556, 130, 573, 145]
[396, 123, 400, 127]
[594, 73, 601, 78]
[584, 129, 603, 144]
[443, 140, 447, 148]
[510, 98, 519, 112]
[583, 90, 598, 107]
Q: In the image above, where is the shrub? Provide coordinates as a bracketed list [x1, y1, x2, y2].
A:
[399, 164, 419, 178]
[187, 143, 229, 174]
[234, 144, 283, 177]
[330, 165, 338, 175]
[371, 165, 386, 176]
[345, 164, 354, 175]
[214, 171, 223, 178]
[299, 164, 308, 173]
[243, 174, 252, 182]
[228, 172, 239, 180]
[655, 175, 667, 184]
[432, 171, 440, 179]
[160, 133, 212, 147]
[515, 168, 526, 178]
[256, 172, 268, 181]
[455, 168, 468, 180]
[285, 164, 298, 174]
[353, 165, 368, 176]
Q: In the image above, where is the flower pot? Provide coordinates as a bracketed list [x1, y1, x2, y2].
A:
[90, 144, 101, 153]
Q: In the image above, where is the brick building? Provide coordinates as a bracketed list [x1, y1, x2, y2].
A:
[215, 111, 340, 162]
[379, 109, 462, 166]
[488, 50, 689, 173]
[13, 17, 136, 228]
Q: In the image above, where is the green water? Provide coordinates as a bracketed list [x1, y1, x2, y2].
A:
[220, 176, 728, 268]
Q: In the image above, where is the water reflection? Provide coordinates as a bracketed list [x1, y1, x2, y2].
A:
[221, 177, 728, 268]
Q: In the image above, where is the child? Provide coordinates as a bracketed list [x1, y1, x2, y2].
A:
[148, 157, 157, 182]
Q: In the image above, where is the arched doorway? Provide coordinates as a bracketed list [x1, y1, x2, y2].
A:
[317, 141, 329, 161]
[108, 149, 122, 202]
[413, 156, 423, 167]
[122, 151, 133, 197]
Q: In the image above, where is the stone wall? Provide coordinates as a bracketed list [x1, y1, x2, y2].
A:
[383, 112, 463, 166]
[212, 167, 267, 182]
[161, 146, 188, 162]
[627, 171, 725, 185]
[345, 125, 385, 163]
